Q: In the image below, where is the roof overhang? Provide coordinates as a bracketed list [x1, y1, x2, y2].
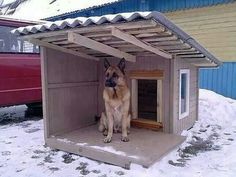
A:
[11, 12, 221, 67]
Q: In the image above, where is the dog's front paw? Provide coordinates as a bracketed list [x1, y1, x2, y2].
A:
[103, 130, 108, 136]
[121, 136, 129, 142]
[104, 136, 112, 143]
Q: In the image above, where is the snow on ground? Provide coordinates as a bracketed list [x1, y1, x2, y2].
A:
[0, 89, 236, 177]
[4, 0, 119, 20]
[0, 104, 27, 122]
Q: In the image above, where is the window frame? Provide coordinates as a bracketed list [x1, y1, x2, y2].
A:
[129, 70, 164, 123]
[0, 25, 39, 54]
[179, 69, 190, 120]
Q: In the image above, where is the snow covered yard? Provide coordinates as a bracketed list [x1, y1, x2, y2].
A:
[0, 89, 236, 177]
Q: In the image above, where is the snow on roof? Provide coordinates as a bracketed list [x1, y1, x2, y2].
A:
[12, 12, 156, 35]
[6, 0, 119, 20]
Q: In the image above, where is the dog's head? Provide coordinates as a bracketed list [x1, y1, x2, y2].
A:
[104, 58, 126, 88]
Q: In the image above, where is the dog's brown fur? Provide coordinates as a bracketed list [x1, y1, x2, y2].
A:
[99, 59, 131, 143]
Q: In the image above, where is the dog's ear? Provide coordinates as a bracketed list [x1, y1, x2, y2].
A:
[104, 58, 110, 70]
[118, 58, 126, 74]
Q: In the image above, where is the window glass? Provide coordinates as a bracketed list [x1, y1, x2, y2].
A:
[179, 69, 190, 119]
[181, 73, 187, 114]
[0, 25, 39, 53]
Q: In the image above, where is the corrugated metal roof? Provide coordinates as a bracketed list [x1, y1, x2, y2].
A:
[12, 11, 221, 66]
[45, 0, 234, 21]
[12, 12, 157, 35]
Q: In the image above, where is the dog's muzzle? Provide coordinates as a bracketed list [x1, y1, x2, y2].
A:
[105, 79, 117, 88]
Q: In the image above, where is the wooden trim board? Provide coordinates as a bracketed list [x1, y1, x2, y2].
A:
[129, 70, 164, 79]
[131, 118, 163, 131]
[131, 79, 138, 119]
[48, 81, 99, 89]
[157, 80, 163, 122]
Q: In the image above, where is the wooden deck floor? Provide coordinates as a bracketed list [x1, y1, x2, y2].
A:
[47, 125, 185, 168]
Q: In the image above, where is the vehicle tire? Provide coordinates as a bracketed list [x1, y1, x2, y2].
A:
[26, 102, 42, 109]
[25, 102, 43, 118]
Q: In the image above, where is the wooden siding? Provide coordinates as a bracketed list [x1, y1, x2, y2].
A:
[44, 48, 98, 136]
[97, 56, 171, 133]
[166, 2, 236, 61]
[170, 58, 198, 134]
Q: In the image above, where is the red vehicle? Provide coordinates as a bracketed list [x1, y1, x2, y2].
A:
[0, 17, 42, 107]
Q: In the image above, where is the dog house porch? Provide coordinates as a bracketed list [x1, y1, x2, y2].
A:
[47, 125, 185, 168]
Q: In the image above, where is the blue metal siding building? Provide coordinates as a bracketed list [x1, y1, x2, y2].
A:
[46, 0, 236, 99]
[45, 0, 234, 21]
[200, 63, 236, 99]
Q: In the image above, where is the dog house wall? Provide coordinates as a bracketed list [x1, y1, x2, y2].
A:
[170, 57, 199, 134]
[41, 47, 98, 138]
[97, 56, 198, 134]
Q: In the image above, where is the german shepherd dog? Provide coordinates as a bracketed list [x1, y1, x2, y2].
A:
[99, 58, 131, 143]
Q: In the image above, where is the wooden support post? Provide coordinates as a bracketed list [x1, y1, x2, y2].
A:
[131, 79, 138, 119]
[157, 80, 163, 123]
[68, 32, 136, 62]
[40, 47, 50, 139]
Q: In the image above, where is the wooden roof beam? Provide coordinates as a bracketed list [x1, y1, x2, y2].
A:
[29, 38, 99, 61]
[178, 54, 205, 58]
[68, 32, 136, 62]
[111, 27, 172, 59]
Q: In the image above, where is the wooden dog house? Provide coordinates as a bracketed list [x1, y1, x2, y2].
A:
[12, 12, 221, 168]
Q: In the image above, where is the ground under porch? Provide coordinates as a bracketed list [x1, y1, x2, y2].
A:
[46, 125, 185, 168]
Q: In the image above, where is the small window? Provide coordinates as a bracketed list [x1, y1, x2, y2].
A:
[179, 69, 190, 119]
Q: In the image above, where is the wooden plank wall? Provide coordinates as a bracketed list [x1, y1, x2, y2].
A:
[97, 56, 171, 133]
[42, 48, 197, 135]
[170, 58, 198, 134]
[44, 48, 98, 136]
[166, 2, 236, 61]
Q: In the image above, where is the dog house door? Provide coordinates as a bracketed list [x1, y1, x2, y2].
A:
[130, 70, 163, 131]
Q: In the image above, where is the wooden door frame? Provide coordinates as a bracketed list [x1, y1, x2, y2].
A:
[129, 70, 163, 123]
